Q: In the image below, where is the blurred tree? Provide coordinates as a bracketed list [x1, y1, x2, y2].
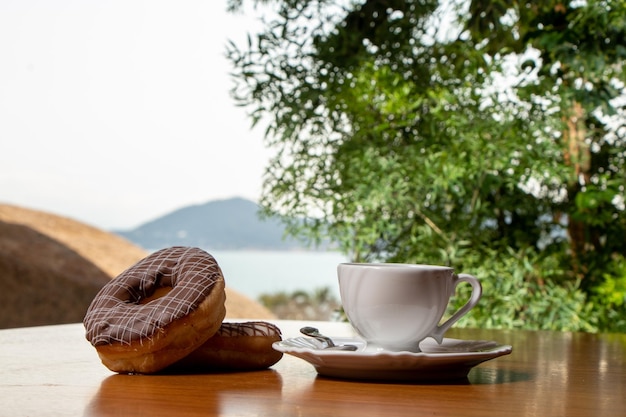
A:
[259, 287, 341, 320]
[227, 0, 626, 331]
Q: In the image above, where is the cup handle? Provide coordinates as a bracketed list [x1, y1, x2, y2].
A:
[429, 273, 482, 344]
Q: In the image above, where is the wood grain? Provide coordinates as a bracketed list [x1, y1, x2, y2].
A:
[0, 321, 624, 417]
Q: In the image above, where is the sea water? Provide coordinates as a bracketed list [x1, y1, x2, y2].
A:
[208, 249, 349, 301]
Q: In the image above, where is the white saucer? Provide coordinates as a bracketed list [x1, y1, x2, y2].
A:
[273, 336, 512, 381]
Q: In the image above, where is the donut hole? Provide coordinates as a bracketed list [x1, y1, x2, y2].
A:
[139, 286, 173, 304]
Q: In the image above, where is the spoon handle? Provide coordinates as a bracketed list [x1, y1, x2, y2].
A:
[300, 326, 336, 347]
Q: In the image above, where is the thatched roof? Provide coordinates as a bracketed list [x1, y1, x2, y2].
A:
[0, 204, 274, 329]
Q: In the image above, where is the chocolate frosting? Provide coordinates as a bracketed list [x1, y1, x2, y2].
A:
[83, 246, 224, 346]
[216, 321, 282, 338]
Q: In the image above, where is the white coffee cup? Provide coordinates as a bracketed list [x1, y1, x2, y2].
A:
[338, 263, 482, 352]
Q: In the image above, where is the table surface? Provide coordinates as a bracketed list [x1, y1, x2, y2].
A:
[1, 320, 624, 417]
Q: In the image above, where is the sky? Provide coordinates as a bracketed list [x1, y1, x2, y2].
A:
[0, 0, 272, 231]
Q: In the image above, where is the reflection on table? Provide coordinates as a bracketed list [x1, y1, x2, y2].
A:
[1, 320, 624, 417]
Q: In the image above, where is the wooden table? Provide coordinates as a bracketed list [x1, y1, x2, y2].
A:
[1, 320, 624, 417]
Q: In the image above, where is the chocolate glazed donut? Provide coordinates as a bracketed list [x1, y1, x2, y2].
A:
[171, 321, 283, 371]
[83, 246, 226, 374]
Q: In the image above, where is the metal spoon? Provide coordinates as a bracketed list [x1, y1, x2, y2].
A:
[300, 326, 358, 351]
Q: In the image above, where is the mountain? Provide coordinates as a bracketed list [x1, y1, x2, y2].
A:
[115, 197, 300, 250]
[0, 203, 275, 328]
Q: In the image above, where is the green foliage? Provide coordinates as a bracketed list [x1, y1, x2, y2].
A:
[590, 254, 626, 332]
[258, 287, 341, 320]
[227, 0, 626, 332]
[448, 247, 599, 332]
